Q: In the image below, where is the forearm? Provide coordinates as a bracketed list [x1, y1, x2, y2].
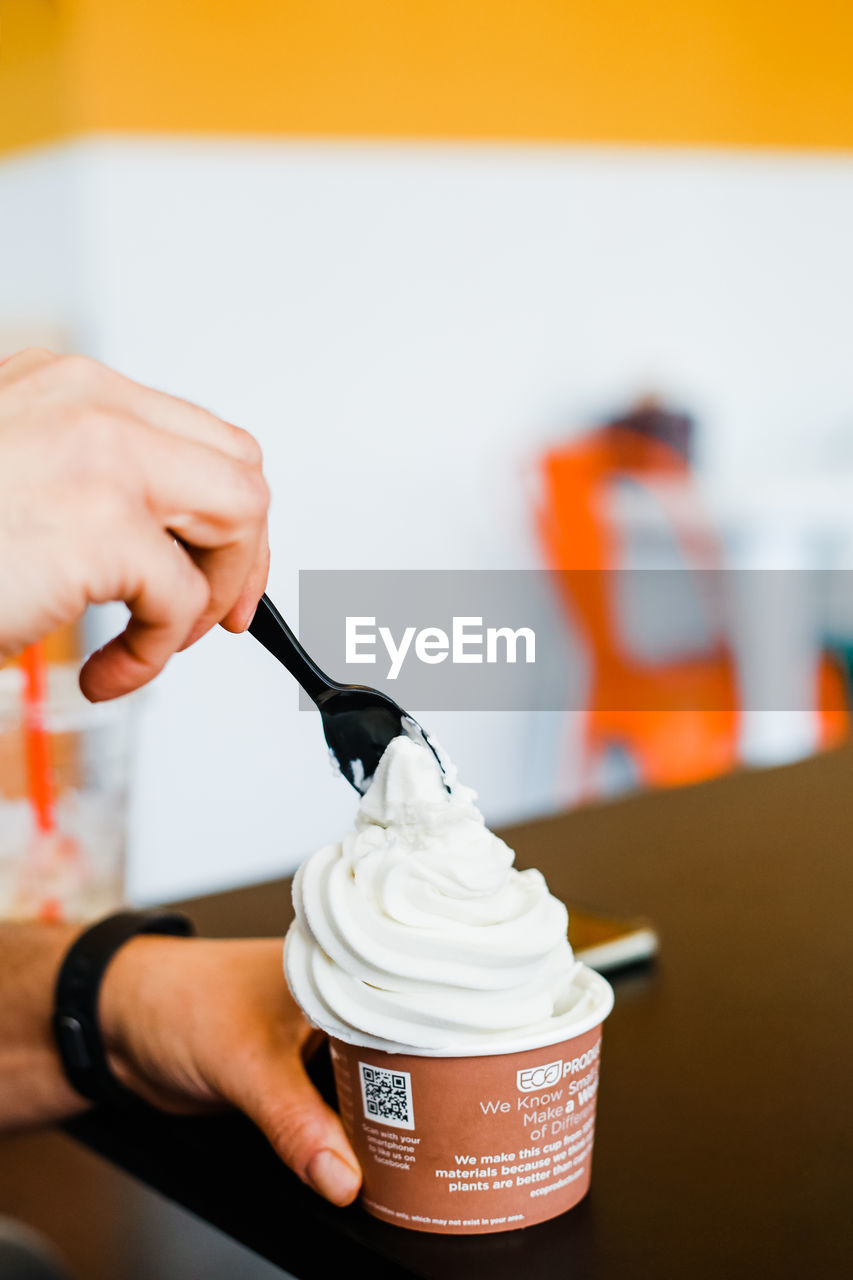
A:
[0, 922, 88, 1129]
[0, 925, 361, 1202]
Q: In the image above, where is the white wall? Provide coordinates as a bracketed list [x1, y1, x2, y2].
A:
[2, 137, 853, 901]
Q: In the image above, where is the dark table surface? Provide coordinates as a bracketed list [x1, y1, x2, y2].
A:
[3, 743, 853, 1279]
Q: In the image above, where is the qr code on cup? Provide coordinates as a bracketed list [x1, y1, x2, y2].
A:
[358, 1062, 415, 1130]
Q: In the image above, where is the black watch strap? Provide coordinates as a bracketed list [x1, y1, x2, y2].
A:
[53, 909, 195, 1106]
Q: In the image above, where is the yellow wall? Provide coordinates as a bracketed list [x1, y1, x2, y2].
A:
[0, 1, 70, 154]
[2, 0, 853, 155]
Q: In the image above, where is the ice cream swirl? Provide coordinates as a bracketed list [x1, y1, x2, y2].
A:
[284, 736, 609, 1053]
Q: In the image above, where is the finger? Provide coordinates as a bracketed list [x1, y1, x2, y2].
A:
[0, 351, 263, 475]
[80, 529, 210, 701]
[219, 526, 270, 634]
[139, 389, 264, 470]
[125, 421, 269, 637]
[119, 418, 269, 546]
[0, 346, 56, 384]
[178, 537, 263, 647]
[180, 523, 270, 648]
[235, 1052, 361, 1206]
[55, 355, 265, 468]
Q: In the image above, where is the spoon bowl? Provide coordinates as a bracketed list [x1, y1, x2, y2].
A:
[248, 594, 446, 795]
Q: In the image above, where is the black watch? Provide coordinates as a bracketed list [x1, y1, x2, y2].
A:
[53, 909, 195, 1106]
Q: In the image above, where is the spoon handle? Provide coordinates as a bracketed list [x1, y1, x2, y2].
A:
[248, 594, 334, 703]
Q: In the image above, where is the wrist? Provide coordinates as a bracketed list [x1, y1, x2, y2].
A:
[53, 910, 195, 1106]
[99, 933, 199, 1100]
[98, 934, 175, 1094]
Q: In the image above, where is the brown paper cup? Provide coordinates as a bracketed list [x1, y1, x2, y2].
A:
[329, 1011, 610, 1235]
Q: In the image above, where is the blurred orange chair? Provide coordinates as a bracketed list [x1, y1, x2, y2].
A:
[536, 405, 848, 799]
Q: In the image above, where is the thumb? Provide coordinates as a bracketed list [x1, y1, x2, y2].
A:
[237, 1047, 362, 1206]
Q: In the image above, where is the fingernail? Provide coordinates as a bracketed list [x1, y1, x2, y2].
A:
[305, 1149, 360, 1204]
[230, 594, 258, 632]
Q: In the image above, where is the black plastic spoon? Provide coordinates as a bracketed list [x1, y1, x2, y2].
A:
[248, 593, 447, 794]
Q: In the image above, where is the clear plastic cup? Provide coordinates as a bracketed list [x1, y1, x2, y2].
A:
[0, 662, 132, 922]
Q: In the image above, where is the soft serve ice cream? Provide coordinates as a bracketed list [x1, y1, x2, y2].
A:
[286, 735, 614, 1233]
[284, 735, 609, 1054]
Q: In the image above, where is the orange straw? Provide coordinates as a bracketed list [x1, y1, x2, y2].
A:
[20, 642, 55, 833]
